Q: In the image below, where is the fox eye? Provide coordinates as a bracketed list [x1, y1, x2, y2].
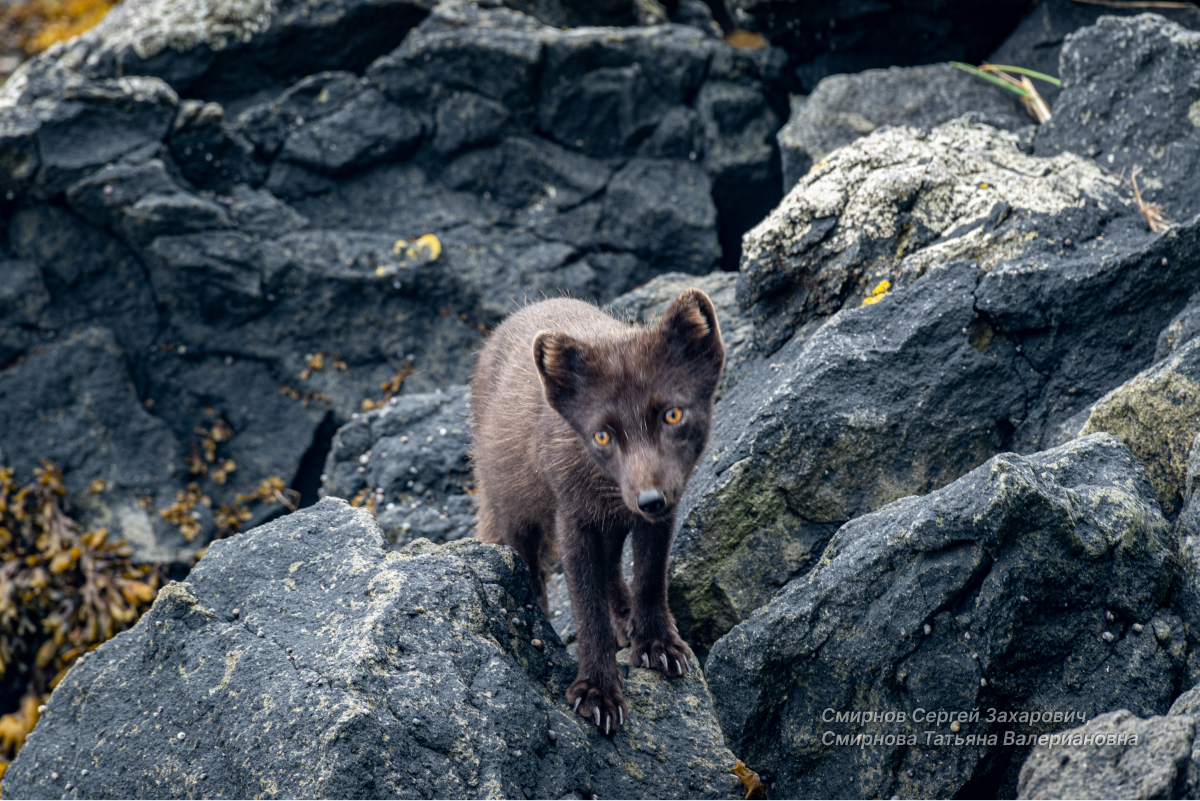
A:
[664, 407, 684, 425]
[594, 431, 611, 446]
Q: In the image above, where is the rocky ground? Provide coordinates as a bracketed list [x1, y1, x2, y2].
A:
[4, 0, 1200, 797]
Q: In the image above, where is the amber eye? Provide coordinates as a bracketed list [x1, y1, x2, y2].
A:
[594, 431, 611, 446]
[664, 408, 684, 425]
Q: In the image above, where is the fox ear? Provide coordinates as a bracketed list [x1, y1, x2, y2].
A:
[659, 288, 725, 381]
[533, 330, 591, 414]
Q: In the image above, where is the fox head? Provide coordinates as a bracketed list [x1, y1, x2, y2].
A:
[533, 288, 725, 522]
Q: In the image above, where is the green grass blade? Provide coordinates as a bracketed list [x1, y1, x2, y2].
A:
[950, 62, 1031, 97]
[985, 64, 1062, 86]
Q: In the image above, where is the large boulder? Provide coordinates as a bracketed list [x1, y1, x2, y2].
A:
[777, 65, 1028, 193]
[3, 498, 742, 800]
[0, 0, 789, 558]
[669, 115, 1200, 655]
[985, 0, 1200, 109]
[1016, 710, 1195, 800]
[1035, 14, 1200, 224]
[704, 434, 1185, 799]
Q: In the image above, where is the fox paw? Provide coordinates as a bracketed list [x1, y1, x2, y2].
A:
[567, 677, 627, 736]
[613, 612, 632, 649]
[632, 635, 692, 677]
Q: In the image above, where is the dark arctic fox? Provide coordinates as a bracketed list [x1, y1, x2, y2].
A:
[472, 290, 724, 736]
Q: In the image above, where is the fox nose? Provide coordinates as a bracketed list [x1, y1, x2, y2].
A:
[637, 489, 665, 515]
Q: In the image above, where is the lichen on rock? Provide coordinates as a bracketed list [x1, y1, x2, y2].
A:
[740, 117, 1130, 353]
[1081, 338, 1200, 515]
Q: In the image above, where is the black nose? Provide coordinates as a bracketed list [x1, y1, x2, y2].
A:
[637, 489, 665, 515]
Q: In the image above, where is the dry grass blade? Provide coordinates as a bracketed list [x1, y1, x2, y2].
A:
[1130, 166, 1175, 233]
[981, 65, 1052, 123]
[952, 62, 1056, 123]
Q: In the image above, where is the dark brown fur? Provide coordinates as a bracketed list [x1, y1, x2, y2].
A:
[472, 290, 724, 735]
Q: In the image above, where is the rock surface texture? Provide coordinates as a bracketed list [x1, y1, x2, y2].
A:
[0, 0, 788, 558]
[705, 434, 1185, 799]
[1035, 14, 1200, 224]
[4, 498, 741, 799]
[671, 114, 1200, 654]
[777, 64, 1028, 192]
[1017, 710, 1195, 800]
[985, 0, 1200, 108]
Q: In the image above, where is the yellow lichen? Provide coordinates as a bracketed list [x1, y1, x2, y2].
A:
[383, 234, 442, 273]
[861, 280, 891, 307]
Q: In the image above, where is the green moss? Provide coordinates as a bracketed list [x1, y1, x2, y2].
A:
[1082, 368, 1200, 514]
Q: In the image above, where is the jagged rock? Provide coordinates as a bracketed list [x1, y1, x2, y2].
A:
[1017, 710, 1195, 800]
[0, 328, 189, 562]
[168, 99, 266, 192]
[1159, 293, 1200, 361]
[985, 0, 1200, 109]
[741, 118, 1137, 355]
[1035, 14, 1200, 224]
[705, 434, 1185, 799]
[322, 386, 475, 546]
[4, 498, 741, 800]
[607, 269, 756, 395]
[777, 65, 1028, 192]
[730, 0, 1028, 92]
[672, 150, 1200, 652]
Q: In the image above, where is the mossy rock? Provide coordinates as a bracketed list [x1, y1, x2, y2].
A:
[1082, 338, 1200, 514]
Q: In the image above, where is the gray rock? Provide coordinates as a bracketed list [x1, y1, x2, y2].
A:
[1017, 710, 1195, 800]
[322, 386, 476, 546]
[0, 0, 789, 561]
[741, 117, 1138, 355]
[674, 150, 1200, 652]
[274, 85, 427, 177]
[0, 0, 435, 100]
[1158, 293, 1200, 362]
[777, 64, 1028, 193]
[168, 99, 266, 193]
[0, 328, 190, 562]
[0, 259, 48, 366]
[1035, 14, 1200, 224]
[705, 434, 1184, 799]
[985, 0, 1200, 109]
[4, 498, 741, 800]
